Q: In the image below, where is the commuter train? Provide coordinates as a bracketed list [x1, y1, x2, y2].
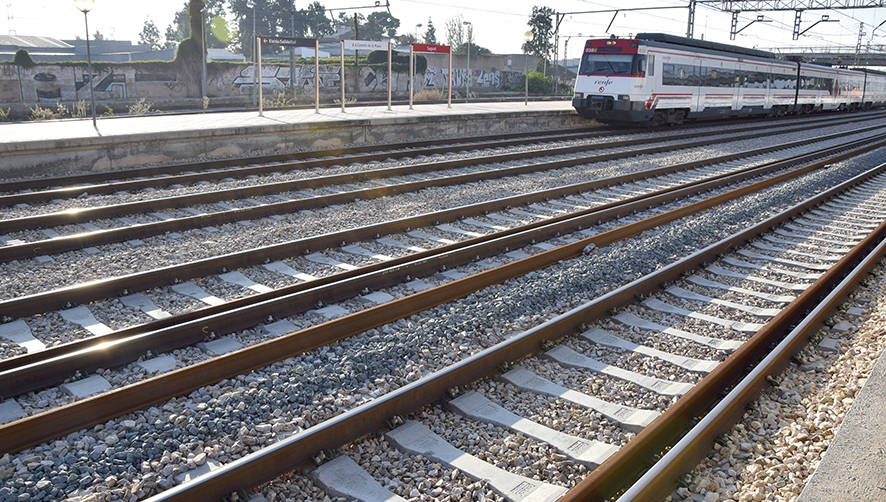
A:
[572, 33, 886, 125]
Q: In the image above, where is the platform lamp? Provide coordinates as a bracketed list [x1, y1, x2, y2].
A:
[523, 31, 533, 105]
[73, 0, 97, 128]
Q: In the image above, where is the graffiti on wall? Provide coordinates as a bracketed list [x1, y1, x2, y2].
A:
[0, 57, 531, 103]
[418, 66, 522, 90]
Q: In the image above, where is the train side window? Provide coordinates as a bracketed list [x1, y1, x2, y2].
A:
[632, 55, 647, 77]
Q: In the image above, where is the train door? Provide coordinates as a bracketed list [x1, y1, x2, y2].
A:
[694, 58, 705, 113]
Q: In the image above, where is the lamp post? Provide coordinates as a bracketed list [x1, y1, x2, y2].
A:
[73, 0, 97, 128]
[463, 20, 471, 100]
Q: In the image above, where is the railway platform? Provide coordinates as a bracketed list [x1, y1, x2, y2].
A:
[798, 341, 886, 502]
[0, 100, 577, 180]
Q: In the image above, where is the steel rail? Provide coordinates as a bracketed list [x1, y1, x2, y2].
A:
[144, 160, 886, 502]
[1, 117, 882, 255]
[1, 131, 879, 321]
[1, 113, 868, 229]
[563, 194, 886, 502]
[0, 125, 605, 195]
[3, 111, 872, 202]
[615, 222, 886, 502]
[1, 142, 875, 455]
[3, 136, 880, 398]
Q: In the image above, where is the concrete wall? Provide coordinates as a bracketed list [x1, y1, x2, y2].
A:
[0, 107, 582, 180]
[0, 53, 536, 106]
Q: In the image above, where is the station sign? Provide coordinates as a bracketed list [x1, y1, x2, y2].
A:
[343, 39, 388, 51]
[412, 43, 451, 54]
[260, 36, 315, 48]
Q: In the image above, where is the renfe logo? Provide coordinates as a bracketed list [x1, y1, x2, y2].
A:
[594, 79, 614, 86]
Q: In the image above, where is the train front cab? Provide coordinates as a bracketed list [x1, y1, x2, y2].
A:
[572, 38, 654, 123]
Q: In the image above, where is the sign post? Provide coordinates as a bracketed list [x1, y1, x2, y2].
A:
[387, 40, 392, 110]
[410, 43, 452, 110]
[314, 38, 319, 114]
[448, 49, 452, 108]
[409, 44, 414, 110]
[340, 40, 345, 112]
[257, 35, 263, 116]
[258, 36, 316, 115]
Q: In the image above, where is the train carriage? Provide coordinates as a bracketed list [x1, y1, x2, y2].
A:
[572, 33, 886, 125]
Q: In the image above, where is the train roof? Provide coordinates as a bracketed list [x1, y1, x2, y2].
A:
[636, 33, 777, 60]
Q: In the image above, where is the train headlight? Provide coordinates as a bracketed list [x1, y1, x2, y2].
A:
[574, 92, 583, 99]
[618, 94, 630, 101]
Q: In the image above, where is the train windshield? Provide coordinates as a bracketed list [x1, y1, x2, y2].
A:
[579, 53, 646, 76]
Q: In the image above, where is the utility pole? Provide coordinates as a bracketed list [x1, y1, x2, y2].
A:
[856, 21, 865, 65]
[686, 0, 697, 38]
[552, 12, 564, 95]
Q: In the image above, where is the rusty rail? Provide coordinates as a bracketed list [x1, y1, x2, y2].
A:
[1, 114, 878, 237]
[568, 198, 886, 502]
[2, 111, 870, 205]
[4, 129, 878, 321]
[1, 140, 876, 456]
[145, 158, 886, 502]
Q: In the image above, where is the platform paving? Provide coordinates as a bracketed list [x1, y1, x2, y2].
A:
[0, 101, 572, 147]
[798, 344, 886, 502]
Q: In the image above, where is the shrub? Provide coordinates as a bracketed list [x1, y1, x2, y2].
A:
[413, 88, 444, 101]
[13, 49, 36, 69]
[128, 98, 153, 115]
[202, 96, 210, 110]
[72, 100, 88, 118]
[262, 91, 293, 109]
[29, 105, 59, 121]
[366, 50, 425, 73]
[527, 71, 552, 95]
[103, 107, 114, 116]
[0, 107, 10, 121]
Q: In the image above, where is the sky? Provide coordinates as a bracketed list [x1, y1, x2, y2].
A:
[4, 0, 886, 62]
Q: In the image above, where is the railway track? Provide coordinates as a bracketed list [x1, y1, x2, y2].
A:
[1, 126, 883, 401]
[2, 111, 875, 198]
[1, 113, 881, 240]
[147, 162, 886, 502]
[0, 113, 885, 501]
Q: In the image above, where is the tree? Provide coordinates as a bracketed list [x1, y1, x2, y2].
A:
[139, 19, 162, 50]
[92, 30, 105, 40]
[524, 6, 554, 65]
[422, 19, 437, 44]
[228, 0, 333, 59]
[363, 11, 399, 40]
[445, 14, 466, 48]
[455, 42, 490, 56]
[165, 0, 227, 50]
[165, 4, 190, 48]
[13, 49, 36, 103]
[299, 1, 334, 38]
[395, 33, 418, 45]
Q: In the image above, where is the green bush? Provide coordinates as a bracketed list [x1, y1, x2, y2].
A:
[366, 50, 426, 73]
[174, 37, 201, 64]
[13, 49, 36, 69]
[527, 71, 552, 95]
